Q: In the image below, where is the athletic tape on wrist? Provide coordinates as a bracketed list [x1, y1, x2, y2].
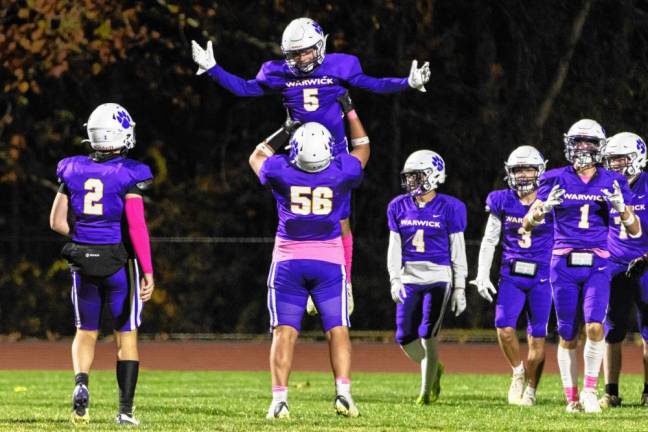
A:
[256, 143, 275, 157]
[351, 136, 369, 147]
[622, 213, 636, 227]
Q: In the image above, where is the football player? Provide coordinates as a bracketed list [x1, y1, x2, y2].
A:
[599, 132, 648, 408]
[50, 103, 154, 425]
[386, 150, 468, 405]
[249, 111, 370, 418]
[523, 119, 641, 413]
[193, 17, 430, 299]
[471, 146, 552, 406]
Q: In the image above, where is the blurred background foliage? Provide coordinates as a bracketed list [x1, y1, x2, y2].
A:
[2, 0, 648, 336]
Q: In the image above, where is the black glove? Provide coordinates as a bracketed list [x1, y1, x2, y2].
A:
[337, 91, 355, 114]
[282, 109, 302, 134]
[626, 255, 648, 279]
[264, 110, 301, 151]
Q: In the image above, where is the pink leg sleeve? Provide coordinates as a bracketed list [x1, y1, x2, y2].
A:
[124, 196, 153, 274]
[342, 233, 353, 283]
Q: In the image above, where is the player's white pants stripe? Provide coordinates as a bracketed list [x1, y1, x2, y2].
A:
[71, 271, 81, 328]
[128, 259, 143, 330]
[266, 262, 278, 328]
[431, 283, 452, 337]
[134, 259, 142, 327]
[340, 265, 348, 327]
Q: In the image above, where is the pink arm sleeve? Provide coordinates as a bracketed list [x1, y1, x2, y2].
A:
[125, 196, 153, 274]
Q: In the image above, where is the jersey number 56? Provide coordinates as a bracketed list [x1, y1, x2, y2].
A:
[290, 186, 332, 215]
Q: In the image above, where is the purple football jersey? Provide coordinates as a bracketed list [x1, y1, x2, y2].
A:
[486, 189, 553, 264]
[608, 172, 648, 264]
[57, 156, 153, 244]
[259, 153, 363, 241]
[387, 193, 467, 266]
[537, 166, 632, 250]
[208, 53, 408, 155]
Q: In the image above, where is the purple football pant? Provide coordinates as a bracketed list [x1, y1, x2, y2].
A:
[395, 282, 451, 345]
[267, 259, 348, 332]
[495, 264, 551, 337]
[70, 260, 142, 332]
[605, 261, 648, 342]
[550, 254, 611, 341]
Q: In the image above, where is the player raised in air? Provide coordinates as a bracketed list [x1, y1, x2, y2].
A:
[386, 150, 468, 405]
[193, 17, 430, 299]
[249, 104, 370, 418]
[599, 132, 648, 408]
[471, 146, 553, 406]
[523, 119, 641, 413]
[50, 103, 155, 425]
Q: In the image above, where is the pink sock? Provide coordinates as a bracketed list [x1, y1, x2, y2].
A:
[272, 385, 287, 392]
[342, 234, 353, 283]
[564, 387, 579, 402]
[584, 375, 598, 390]
[336, 377, 351, 385]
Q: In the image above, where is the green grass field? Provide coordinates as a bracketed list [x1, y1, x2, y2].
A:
[0, 370, 646, 431]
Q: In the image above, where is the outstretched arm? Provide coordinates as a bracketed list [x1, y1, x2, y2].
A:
[345, 56, 430, 94]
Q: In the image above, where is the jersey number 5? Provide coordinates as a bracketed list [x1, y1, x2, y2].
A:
[303, 88, 319, 112]
[290, 186, 332, 215]
[83, 178, 104, 215]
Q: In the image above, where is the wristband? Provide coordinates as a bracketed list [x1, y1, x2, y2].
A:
[351, 136, 369, 147]
[622, 213, 636, 227]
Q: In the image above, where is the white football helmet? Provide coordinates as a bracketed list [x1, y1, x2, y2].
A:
[563, 119, 606, 169]
[290, 122, 333, 173]
[602, 132, 647, 177]
[84, 103, 136, 151]
[504, 146, 546, 194]
[281, 18, 327, 74]
[401, 150, 446, 196]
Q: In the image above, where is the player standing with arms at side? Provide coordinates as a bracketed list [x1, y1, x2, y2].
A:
[249, 109, 370, 418]
[50, 103, 155, 425]
[193, 17, 430, 298]
[523, 119, 640, 413]
[599, 132, 648, 408]
[386, 150, 468, 405]
[471, 146, 553, 406]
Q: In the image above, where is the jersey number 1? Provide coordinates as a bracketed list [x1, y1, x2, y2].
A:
[83, 178, 104, 215]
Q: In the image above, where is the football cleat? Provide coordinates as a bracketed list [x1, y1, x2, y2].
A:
[70, 384, 90, 424]
[641, 393, 648, 407]
[416, 393, 430, 406]
[334, 395, 359, 417]
[507, 371, 525, 405]
[580, 389, 602, 413]
[566, 401, 583, 413]
[518, 390, 536, 407]
[115, 412, 140, 426]
[599, 393, 622, 408]
[266, 401, 290, 419]
[428, 362, 444, 403]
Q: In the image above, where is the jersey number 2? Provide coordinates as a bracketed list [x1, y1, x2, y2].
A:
[83, 178, 104, 215]
[303, 88, 319, 112]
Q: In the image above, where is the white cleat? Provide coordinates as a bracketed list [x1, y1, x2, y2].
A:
[335, 395, 359, 417]
[518, 392, 536, 407]
[115, 413, 140, 425]
[266, 401, 290, 419]
[566, 401, 583, 413]
[507, 372, 525, 405]
[580, 389, 602, 413]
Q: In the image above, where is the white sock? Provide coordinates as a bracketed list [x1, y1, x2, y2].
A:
[583, 338, 605, 390]
[272, 386, 287, 403]
[421, 338, 438, 395]
[524, 386, 536, 398]
[512, 362, 525, 376]
[557, 345, 578, 401]
[335, 377, 351, 399]
[401, 340, 425, 363]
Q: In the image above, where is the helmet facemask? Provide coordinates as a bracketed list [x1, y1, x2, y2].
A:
[401, 169, 437, 196]
[505, 165, 540, 194]
[564, 136, 603, 170]
[603, 153, 636, 176]
[284, 42, 324, 74]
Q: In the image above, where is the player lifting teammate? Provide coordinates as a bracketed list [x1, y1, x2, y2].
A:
[249, 94, 370, 419]
[50, 103, 154, 425]
[386, 150, 468, 404]
[599, 132, 648, 408]
[472, 146, 553, 406]
[523, 119, 641, 413]
[192, 17, 430, 304]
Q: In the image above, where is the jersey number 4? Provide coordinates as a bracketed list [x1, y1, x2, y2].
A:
[83, 178, 104, 215]
[290, 186, 332, 215]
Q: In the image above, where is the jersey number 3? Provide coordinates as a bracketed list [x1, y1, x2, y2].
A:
[83, 178, 104, 215]
[290, 186, 332, 215]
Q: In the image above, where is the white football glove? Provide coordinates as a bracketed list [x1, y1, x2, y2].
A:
[407, 60, 430, 93]
[306, 295, 318, 316]
[191, 40, 216, 75]
[450, 288, 466, 317]
[390, 280, 407, 304]
[602, 180, 626, 213]
[469, 278, 497, 303]
[541, 184, 565, 214]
